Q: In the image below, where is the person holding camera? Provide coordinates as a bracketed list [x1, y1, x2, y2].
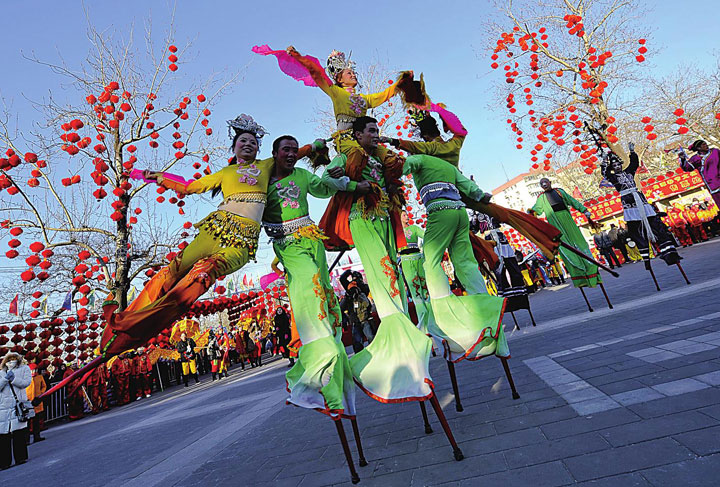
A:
[1, 352, 33, 469]
[341, 281, 375, 353]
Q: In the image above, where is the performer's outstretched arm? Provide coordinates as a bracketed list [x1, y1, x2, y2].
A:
[156, 170, 223, 195]
[454, 166, 487, 202]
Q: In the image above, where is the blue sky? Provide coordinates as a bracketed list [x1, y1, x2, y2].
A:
[0, 1, 717, 291]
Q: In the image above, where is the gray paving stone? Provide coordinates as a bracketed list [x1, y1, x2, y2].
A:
[627, 347, 662, 358]
[562, 387, 608, 404]
[700, 312, 720, 320]
[597, 338, 624, 346]
[563, 437, 694, 482]
[461, 427, 546, 456]
[548, 350, 574, 358]
[541, 408, 641, 440]
[639, 454, 720, 487]
[572, 396, 621, 416]
[611, 388, 666, 406]
[651, 378, 710, 396]
[624, 331, 653, 340]
[504, 431, 609, 469]
[639, 350, 683, 363]
[627, 388, 720, 419]
[673, 425, 720, 456]
[575, 473, 652, 486]
[597, 379, 649, 396]
[404, 451, 506, 485]
[598, 410, 716, 447]
[694, 370, 720, 385]
[674, 318, 707, 327]
[553, 380, 592, 394]
[493, 405, 578, 434]
[575, 366, 617, 380]
[648, 325, 678, 333]
[456, 460, 573, 487]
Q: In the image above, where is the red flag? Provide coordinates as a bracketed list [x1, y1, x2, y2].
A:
[347, 255, 353, 264]
[572, 186, 583, 200]
[9, 294, 19, 316]
[242, 274, 248, 287]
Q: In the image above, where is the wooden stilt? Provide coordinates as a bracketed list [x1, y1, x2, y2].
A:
[676, 262, 691, 285]
[334, 419, 360, 484]
[510, 311, 520, 331]
[419, 400, 433, 434]
[349, 417, 368, 467]
[527, 307, 537, 327]
[500, 357, 520, 400]
[645, 260, 661, 291]
[428, 394, 464, 461]
[579, 288, 594, 312]
[598, 283, 613, 309]
[446, 360, 464, 412]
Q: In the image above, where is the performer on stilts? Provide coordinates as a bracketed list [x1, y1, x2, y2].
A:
[600, 141, 686, 289]
[529, 178, 613, 311]
[254, 44, 411, 169]
[37, 115, 325, 399]
[401, 151, 519, 413]
[479, 214, 535, 329]
[320, 116, 464, 461]
[263, 134, 365, 482]
[399, 211, 435, 335]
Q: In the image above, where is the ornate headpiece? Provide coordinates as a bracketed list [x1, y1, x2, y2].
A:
[227, 114, 268, 147]
[326, 50, 355, 81]
[407, 107, 437, 138]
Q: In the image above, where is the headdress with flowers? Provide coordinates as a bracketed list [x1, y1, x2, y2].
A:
[227, 114, 268, 147]
[326, 50, 356, 82]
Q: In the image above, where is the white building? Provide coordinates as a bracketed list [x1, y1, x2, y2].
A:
[491, 170, 558, 212]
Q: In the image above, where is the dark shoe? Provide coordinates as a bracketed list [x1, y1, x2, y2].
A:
[34, 437, 45, 442]
[184, 382, 189, 387]
[15, 460, 27, 465]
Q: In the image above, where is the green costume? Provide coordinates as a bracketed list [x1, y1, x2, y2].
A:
[400, 224, 435, 335]
[263, 167, 355, 416]
[403, 154, 508, 362]
[531, 188, 600, 288]
[323, 153, 433, 403]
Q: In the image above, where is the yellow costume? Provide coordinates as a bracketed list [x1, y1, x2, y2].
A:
[287, 48, 403, 163]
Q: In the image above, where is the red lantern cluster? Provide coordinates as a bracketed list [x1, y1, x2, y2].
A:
[636, 39, 647, 63]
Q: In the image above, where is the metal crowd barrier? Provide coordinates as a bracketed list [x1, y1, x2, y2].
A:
[45, 383, 68, 423]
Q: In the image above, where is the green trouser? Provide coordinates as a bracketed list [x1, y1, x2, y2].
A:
[400, 252, 435, 335]
[546, 210, 600, 288]
[347, 216, 433, 402]
[422, 207, 509, 362]
[274, 236, 355, 416]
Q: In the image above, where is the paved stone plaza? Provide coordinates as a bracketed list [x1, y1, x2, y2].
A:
[3, 240, 720, 486]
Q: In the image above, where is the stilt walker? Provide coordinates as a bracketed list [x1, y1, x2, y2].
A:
[598, 136, 686, 289]
[399, 212, 435, 335]
[254, 44, 412, 172]
[402, 151, 519, 414]
[480, 214, 535, 328]
[530, 178, 612, 311]
[36, 116, 318, 399]
[263, 135, 364, 482]
[320, 116, 464, 462]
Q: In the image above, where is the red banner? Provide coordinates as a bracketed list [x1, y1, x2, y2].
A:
[572, 170, 705, 223]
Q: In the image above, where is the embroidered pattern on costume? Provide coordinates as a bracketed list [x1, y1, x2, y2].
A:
[349, 93, 366, 116]
[276, 180, 301, 208]
[312, 271, 328, 321]
[380, 256, 400, 298]
[412, 274, 429, 300]
[237, 163, 261, 186]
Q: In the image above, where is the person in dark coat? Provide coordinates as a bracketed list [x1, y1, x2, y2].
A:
[274, 308, 294, 366]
